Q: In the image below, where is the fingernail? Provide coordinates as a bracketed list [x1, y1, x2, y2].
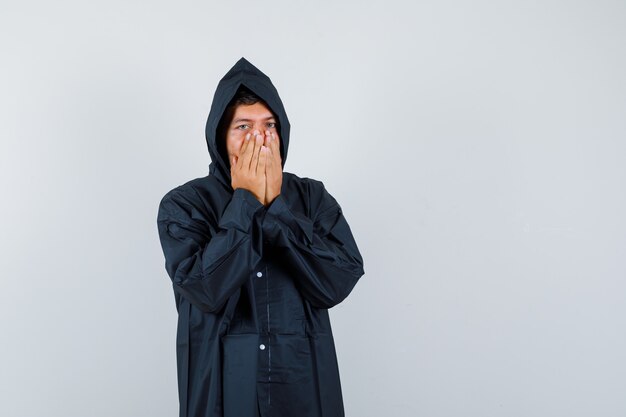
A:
[246, 133, 250, 140]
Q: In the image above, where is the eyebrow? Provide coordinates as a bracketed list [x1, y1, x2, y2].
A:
[232, 116, 276, 124]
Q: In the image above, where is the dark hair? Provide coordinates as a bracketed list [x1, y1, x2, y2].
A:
[216, 85, 278, 167]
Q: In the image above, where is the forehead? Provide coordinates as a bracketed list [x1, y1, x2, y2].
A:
[231, 102, 276, 121]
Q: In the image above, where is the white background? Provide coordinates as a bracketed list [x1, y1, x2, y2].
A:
[1, 1, 625, 416]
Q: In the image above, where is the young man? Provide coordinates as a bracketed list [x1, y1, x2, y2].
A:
[157, 57, 365, 417]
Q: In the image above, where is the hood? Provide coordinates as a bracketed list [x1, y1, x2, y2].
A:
[205, 57, 291, 190]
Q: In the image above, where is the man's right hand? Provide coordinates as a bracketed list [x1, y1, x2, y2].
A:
[230, 130, 268, 205]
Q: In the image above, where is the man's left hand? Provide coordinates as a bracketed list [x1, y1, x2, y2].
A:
[264, 129, 282, 205]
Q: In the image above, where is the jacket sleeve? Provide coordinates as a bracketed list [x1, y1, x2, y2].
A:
[157, 187, 264, 313]
[261, 182, 365, 309]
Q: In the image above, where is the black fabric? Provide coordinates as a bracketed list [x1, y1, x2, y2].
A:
[156, 57, 365, 417]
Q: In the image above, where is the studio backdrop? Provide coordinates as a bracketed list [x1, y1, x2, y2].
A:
[1, 1, 625, 416]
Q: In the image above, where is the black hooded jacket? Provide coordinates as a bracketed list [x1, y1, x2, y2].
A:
[156, 57, 365, 417]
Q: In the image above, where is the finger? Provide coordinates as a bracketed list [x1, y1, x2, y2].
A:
[250, 131, 263, 171]
[268, 131, 281, 164]
[257, 145, 268, 175]
[266, 131, 276, 158]
[242, 131, 257, 170]
[262, 131, 272, 162]
[265, 142, 273, 174]
[237, 133, 250, 169]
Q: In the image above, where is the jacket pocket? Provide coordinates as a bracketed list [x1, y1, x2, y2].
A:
[271, 334, 314, 384]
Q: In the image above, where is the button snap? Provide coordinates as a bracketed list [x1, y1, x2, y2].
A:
[256, 271, 263, 277]
[259, 344, 266, 350]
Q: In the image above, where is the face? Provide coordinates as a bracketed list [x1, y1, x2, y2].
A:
[225, 102, 280, 165]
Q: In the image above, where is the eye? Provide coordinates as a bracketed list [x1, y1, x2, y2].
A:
[267, 122, 276, 128]
[236, 124, 249, 130]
